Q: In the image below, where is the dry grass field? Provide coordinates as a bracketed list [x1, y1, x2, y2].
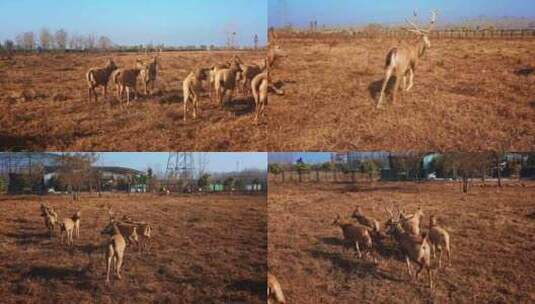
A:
[268, 181, 535, 303]
[0, 50, 267, 151]
[0, 193, 267, 303]
[268, 36, 535, 151]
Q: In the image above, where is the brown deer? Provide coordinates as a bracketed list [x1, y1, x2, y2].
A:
[385, 207, 433, 289]
[268, 272, 286, 304]
[377, 10, 437, 108]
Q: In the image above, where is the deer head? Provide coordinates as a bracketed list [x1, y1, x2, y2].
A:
[403, 10, 437, 49]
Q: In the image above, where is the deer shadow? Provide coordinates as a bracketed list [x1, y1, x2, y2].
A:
[25, 265, 89, 281]
[223, 96, 255, 116]
[320, 235, 399, 260]
[319, 236, 345, 247]
[307, 249, 402, 282]
[514, 67, 534, 76]
[12, 218, 32, 224]
[156, 89, 182, 104]
[23, 265, 96, 291]
[226, 279, 267, 301]
[368, 76, 398, 103]
[75, 242, 102, 256]
[4, 231, 51, 245]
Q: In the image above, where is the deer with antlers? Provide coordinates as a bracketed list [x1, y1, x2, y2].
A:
[377, 10, 437, 108]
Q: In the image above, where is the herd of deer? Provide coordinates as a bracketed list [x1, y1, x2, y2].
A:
[268, 204, 451, 303]
[85, 10, 436, 126]
[85, 44, 286, 122]
[39, 202, 153, 284]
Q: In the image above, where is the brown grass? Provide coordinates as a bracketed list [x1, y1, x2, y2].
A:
[0, 193, 267, 303]
[268, 181, 535, 303]
[0, 51, 267, 151]
[268, 37, 535, 151]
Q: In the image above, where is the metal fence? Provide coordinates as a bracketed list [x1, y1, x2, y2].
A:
[274, 29, 535, 40]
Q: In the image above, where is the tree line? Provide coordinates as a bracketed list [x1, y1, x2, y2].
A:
[0, 28, 264, 54]
[0, 28, 114, 52]
[268, 152, 535, 193]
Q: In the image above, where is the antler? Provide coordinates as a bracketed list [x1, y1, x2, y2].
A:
[427, 10, 437, 32]
[404, 10, 437, 34]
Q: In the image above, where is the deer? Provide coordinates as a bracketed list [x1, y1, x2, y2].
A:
[377, 10, 437, 108]
[120, 215, 153, 253]
[59, 210, 81, 247]
[268, 272, 287, 304]
[137, 56, 159, 95]
[101, 220, 137, 284]
[86, 59, 118, 102]
[251, 72, 268, 122]
[111, 66, 141, 107]
[428, 215, 451, 268]
[183, 68, 210, 121]
[351, 205, 380, 232]
[385, 207, 433, 289]
[214, 61, 243, 107]
[399, 207, 425, 236]
[332, 214, 373, 260]
[40, 203, 59, 238]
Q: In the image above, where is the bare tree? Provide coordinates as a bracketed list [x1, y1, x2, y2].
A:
[97, 36, 113, 50]
[17, 32, 35, 50]
[441, 152, 484, 193]
[54, 29, 68, 50]
[4, 40, 14, 52]
[196, 153, 209, 177]
[84, 34, 96, 50]
[55, 153, 99, 200]
[39, 28, 53, 50]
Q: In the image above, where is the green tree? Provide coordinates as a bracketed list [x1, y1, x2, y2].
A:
[268, 163, 282, 174]
[223, 177, 235, 191]
[294, 162, 310, 182]
[0, 176, 6, 193]
[197, 174, 211, 190]
[320, 162, 333, 171]
[360, 160, 379, 181]
[234, 179, 244, 191]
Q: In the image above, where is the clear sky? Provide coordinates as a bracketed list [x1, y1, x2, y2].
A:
[269, 0, 535, 27]
[268, 152, 331, 164]
[0, 0, 267, 46]
[94, 152, 267, 174]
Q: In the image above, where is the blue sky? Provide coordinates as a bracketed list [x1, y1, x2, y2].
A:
[0, 0, 267, 46]
[269, 0, 535, 27]
[94, 152, 267, 173]
[268, 152, 331, 164]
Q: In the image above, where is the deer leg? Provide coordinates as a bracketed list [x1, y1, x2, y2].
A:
[116, 253, 123, 279]
[406, 68, 414, 91]
[106, 250, 113, 284]
[103, 85, 107, 98]
[183, 95, 188, 121]
[88, 87, 92, 102]
[415, 262, 424, 281]
[377, 66, 393, 108]
[428, 267, 433, 289]
[193, 94, 198, 119]
[405, 256, 413, 279]
[438, 248, 443, 269]
[355, 242, 362, 259]
[392, 72, 401, 104]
